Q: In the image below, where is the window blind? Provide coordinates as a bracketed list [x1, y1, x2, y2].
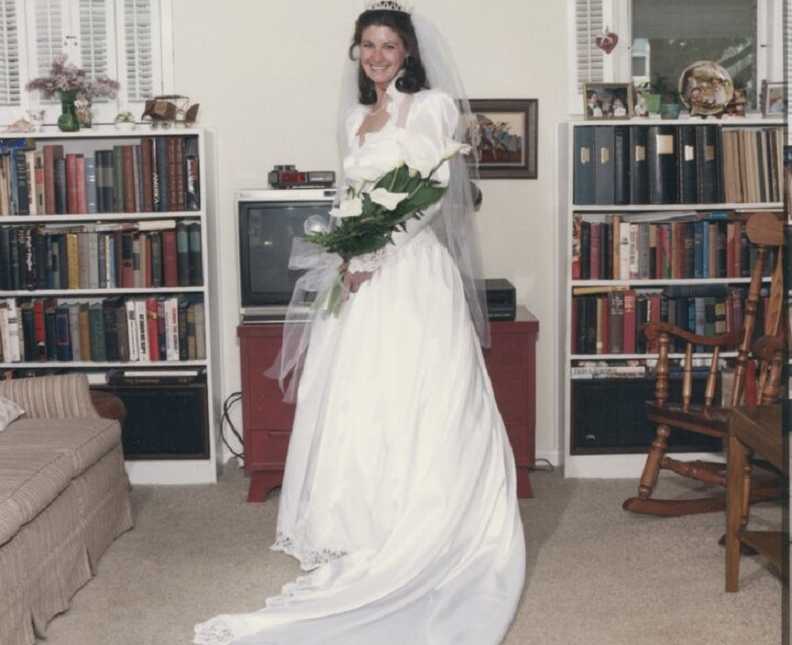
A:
[122, 0, 155, 102]
[33, 0, 65, 81]
[0, 0, 20, 106]
[79, 0, 111, 86]
[786, 0, 792, 143]
[575, 0, 604, 93]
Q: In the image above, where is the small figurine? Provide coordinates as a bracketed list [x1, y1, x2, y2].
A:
[724, 88, 747, 117]
[612, 97, 627, 118]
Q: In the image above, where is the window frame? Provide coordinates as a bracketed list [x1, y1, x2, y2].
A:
[0, 0, 174, 126]
[569, 0, 784, 115]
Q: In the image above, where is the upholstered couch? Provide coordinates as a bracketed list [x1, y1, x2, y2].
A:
[0, 373, 133, 645]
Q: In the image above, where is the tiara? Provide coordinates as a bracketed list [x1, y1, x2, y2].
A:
[364, 0, 413, 13]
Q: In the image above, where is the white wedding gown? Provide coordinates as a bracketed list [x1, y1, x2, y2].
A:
[195, 86, 525, 645]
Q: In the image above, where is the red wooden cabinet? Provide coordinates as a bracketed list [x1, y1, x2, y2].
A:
[238, 306, 538, 502]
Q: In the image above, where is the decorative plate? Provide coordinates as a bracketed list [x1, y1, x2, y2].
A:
[678, 60, 734, 116]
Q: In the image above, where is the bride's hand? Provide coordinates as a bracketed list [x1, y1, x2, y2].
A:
[342, 268, 373, 294]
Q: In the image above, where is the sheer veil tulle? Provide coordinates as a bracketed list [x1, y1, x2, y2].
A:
[267, 10, 490, 401]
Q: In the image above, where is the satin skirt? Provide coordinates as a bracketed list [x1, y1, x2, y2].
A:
[194, 228, 525, 645]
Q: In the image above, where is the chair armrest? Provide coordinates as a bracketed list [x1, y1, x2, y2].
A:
[644, 322, 738, 349]
[0, 373, 100, 419]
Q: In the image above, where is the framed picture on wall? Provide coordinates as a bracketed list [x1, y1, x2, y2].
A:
[465, 99, 538, 179]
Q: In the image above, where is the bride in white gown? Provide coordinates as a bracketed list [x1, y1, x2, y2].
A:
[195, 4, 525, 644]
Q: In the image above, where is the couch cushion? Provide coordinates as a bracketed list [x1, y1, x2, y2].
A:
[0, 418, 121, 478]
[0, 449, 73, 546]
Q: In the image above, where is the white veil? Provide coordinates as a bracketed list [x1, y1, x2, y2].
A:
[269, 8, 490, 401]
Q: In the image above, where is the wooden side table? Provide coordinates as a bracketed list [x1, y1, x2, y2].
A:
[238, 306, 539, 502]
[725, 403, 786, 592]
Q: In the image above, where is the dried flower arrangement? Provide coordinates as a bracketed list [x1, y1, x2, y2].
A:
[26, 54, 119, 99]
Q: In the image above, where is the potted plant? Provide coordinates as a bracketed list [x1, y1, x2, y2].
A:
[26, 55, 119, 131]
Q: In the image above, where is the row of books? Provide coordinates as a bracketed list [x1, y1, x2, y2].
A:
[0, 136, 200, 216]
[570, 285, 768, 355]
[0, 296, 206, 364]
[0, 220, 202, 291]
[571, 213, 775, 280]
[573, 124, 784, 205]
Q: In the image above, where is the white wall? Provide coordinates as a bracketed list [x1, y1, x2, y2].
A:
[171, 0, 569, 466]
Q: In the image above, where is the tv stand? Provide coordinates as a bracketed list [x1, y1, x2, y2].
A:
[237, 306, 538, 501]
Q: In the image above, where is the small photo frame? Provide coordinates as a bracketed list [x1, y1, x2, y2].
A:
[761, 80, 785, 116]
[583, 82, 633, 120]
[465, 99, 538, 179]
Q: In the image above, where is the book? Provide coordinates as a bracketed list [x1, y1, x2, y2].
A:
[647, 125, 677, 204]
[573, 126, 595, 205]
[593, 126, 615, 205]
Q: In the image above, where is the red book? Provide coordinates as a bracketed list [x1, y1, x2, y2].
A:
[162, 229, 178, 286]
[33, 299, 46, 360]
[65, 153, 79, 214]
[75, 155, 87, 214]
[168, 138, 178, 210]
[42, 145, 63, 214]
[622, 289, 637, 354]
[146, 297, 160, 361]
[175, 138, 185, 210]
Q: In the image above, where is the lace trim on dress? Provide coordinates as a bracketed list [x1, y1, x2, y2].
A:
[193, 617, 235, 645]
[271, 531, 348, 572]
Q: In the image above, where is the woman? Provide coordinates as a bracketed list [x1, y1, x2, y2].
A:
[195, 4, 525, 644]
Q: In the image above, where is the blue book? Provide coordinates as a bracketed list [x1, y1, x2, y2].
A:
[693, 222, 703, 279]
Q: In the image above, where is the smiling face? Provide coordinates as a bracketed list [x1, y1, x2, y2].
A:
[359, 25, 408, 92]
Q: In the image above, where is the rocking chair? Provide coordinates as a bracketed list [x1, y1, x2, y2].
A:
[623, 212, 785, 517]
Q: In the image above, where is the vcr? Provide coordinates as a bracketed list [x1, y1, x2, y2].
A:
[485, 278, 516, 321]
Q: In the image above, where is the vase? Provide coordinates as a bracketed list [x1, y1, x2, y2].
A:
[57, 91, 80, 132]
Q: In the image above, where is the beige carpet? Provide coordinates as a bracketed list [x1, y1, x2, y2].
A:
[42, 463, 784, 645]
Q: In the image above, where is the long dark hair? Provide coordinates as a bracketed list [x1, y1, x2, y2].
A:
[349, 10, 429, 105]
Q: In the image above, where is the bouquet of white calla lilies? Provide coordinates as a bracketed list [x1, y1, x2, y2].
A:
[306, 131, 472, 313]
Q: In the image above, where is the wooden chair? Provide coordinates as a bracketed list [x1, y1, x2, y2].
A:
[623, 212, 785, 516]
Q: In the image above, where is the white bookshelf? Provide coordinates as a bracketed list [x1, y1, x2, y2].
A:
[560, 118, 784, 478]
[0, 126, 219, 485]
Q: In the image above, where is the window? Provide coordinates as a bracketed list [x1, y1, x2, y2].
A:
[631, 0, 756, 103]
[0, 0, 173, 125]
[570, 0, 782, 114]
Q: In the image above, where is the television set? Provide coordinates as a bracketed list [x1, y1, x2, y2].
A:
[237, 189, 335, 321]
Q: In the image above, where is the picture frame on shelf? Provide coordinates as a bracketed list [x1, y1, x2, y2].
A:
[465, 99, 538, 179]
[583, 83, 633, 120]
[760, 80, 785, 117]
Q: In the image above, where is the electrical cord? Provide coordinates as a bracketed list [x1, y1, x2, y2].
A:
[221, 391, 244, 459]
[529, 458, 555, 473]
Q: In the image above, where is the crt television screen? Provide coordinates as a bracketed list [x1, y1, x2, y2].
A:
[239, 200, 332, 307]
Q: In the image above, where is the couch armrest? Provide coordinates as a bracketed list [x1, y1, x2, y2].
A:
[0, 373, 100, 419]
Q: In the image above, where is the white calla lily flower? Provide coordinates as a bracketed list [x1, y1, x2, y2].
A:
[368, 188, 409, 210]
[329, 197, 363, 219]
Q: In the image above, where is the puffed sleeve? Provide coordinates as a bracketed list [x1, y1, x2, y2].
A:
[348, 91, 459, 273]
